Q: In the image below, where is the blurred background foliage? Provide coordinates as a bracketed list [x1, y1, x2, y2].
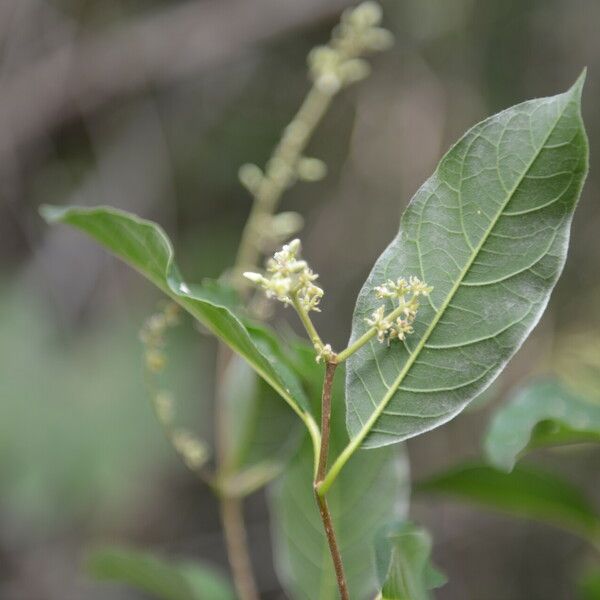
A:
[1, 0, 599, 598]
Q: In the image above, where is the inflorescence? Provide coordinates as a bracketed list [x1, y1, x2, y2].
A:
[243, 239, 324, 313]
[139, 303, 208, 473]
[366, 276, 433, 344]
[309, 1, 394, 95]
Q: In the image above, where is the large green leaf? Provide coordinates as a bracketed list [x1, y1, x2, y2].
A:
[374, 522, 446, 600]
[485, 378, 600, 472]
[87, 546, 234, 600]
[578, 568, 600, 600]
[270, 355, 410, 600]
[40, 206, 312, 426]
[417, 463, 600, 544]
[217, 355, 302, 496]
[345, 74, 588, 448]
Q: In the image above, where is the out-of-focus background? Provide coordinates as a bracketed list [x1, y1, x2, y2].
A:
[1, 0, 599, 598]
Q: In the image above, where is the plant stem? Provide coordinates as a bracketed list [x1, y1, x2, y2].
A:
[292, 295, 325, 351]
[314, 493, 349, 600]
[314, 361, 349, 600]
[316, 362, 337, 481]
[234, 85, 333, 284]
[220, 496, 260, 600]
[214, 344, 260, 600]
[336, 302, 408, 363]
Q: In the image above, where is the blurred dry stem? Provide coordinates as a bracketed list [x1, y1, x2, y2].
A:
[234, 85, 334, 282]
[234, 0, 393, 289]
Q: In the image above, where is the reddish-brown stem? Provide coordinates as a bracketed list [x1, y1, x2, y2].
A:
[316, 361, 337, 483]
[314, 361, 349, 600]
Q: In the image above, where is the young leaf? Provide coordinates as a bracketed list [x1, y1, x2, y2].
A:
[374, 521, 446, 600]
[40, 205, 311, 424]
[345, 74, 588, 449]
[485, 378, 600, 472]
[87, 546, 234, 600]
[270, 362, 410, 600]
[416, 463, 600, 544]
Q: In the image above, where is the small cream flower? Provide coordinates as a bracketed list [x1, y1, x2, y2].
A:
[366, 305, 393, 343]
[244, 239, 324, 313]
[366, 275, 432, 345]
[408, 276, 433, 296]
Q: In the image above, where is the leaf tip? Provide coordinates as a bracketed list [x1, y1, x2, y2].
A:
[569, 67, 587, 98]
[39, 204, 66, 224]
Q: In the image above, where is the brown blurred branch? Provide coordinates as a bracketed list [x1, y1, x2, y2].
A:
[0, 0, 350, 160]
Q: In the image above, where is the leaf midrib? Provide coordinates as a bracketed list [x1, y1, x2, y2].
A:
[351, 95, 572, 448]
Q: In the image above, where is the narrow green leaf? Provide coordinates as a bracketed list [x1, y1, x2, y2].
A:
[270, 361, 410, 600]
[40, 205, 309, 421]
[374, 521, 446, 600]
[485, 378, 600, 472]
[346, 74, 588, 448]
[417, 463, 600, 544]
[86, 546, 234, 600]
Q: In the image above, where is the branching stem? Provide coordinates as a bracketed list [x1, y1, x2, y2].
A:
[313, 361, 349, 600]
[336, 302, 407, 363]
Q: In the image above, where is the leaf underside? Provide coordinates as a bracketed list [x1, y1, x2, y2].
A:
[40, 205, 309, 419]
[485, 378, 600, 472]
[346, 73, 588, 448]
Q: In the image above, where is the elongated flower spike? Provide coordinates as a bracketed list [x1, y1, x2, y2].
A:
[244, 239, 324, 313]
[367, 276, 432, 345]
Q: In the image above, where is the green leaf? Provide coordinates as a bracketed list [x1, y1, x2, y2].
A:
[86, 546, 234, 600]
[345, 74, 588, 448]
[40, 205, 310, 423]
[270, 360, 411, 600]
[578, 568, 600, 600]
[374, 521, 446, 600]
[485, 378, 600, 472]
[217, 355, 301, 495]
[416, 463, 600, 543]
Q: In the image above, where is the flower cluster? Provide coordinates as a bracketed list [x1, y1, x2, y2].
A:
[308, 1, 394, 94]
[366, 276, 433, 344]
[244, 239, 324, 313]
[171, 430, 208, 471]
[139, 302, 180, 373]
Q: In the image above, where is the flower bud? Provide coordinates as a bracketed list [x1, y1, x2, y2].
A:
[297, 157, 328, 181]
[270, 211, 305, 238]
[339, 59, 371, 85]
[351, 1, 383, 28]
[238, 163, 263, 193]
